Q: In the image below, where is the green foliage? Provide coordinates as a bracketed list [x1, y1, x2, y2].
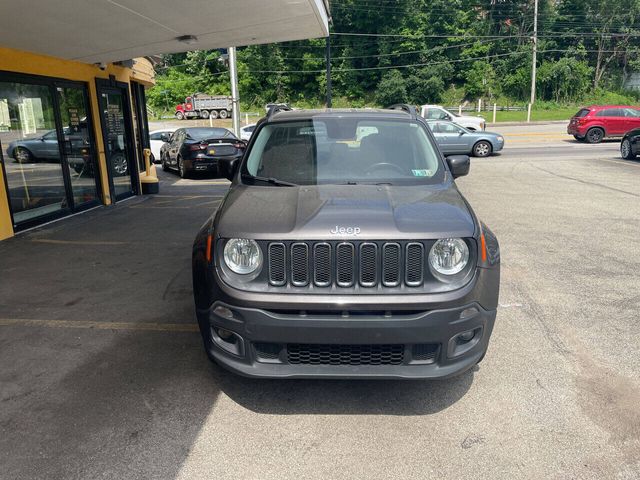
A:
[147, 0, 640, 112]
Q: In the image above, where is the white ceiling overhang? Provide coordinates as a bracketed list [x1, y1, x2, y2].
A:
[0, 0, 329, 64]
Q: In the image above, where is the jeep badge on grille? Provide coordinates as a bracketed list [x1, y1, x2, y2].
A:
[330, 225, 361, 235]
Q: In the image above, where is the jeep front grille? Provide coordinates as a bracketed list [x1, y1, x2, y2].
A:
[267, 241, 427, 289]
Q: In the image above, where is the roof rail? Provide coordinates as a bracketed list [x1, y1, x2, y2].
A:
[386, 104, 417, 118]
[266, 103, 292, 120]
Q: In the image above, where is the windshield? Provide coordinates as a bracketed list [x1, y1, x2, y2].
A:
[243, 118, 443, 185]
[187, 128, 235, 141]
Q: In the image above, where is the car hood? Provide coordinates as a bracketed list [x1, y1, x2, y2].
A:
[215, 184, 476, 241]
[457, 115, 484, 123]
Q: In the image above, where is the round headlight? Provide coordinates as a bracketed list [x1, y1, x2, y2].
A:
[223, 238, 262, 274]
[429, 238, 469, 276]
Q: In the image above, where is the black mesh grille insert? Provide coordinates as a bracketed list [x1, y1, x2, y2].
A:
[359, 243, 377, 287]
[287, 344, 404, 365]
[336, 243, 355, 287]
[291, 243, 309, 286]
[412, 344, 439, 363]
[405, 243, 424, 286]
[254, 342, 284, 362]
[313, 243, 331, 287]
[268, 243, 286, 286]
[382, 243, 401, 286]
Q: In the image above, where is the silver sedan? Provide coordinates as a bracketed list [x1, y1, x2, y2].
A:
[427, 120, 504, 157]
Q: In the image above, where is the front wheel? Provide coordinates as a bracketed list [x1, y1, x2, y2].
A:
[586, 128, 604, 144]
[175, 111, 185, 120]
[472, 140, 492, 157]
[621, 138, 636, 159]
[161, 154, 169, 171]
[13, 147, 33, 163]
[178, 157, 189, 179]
[219, 109, 228, 119]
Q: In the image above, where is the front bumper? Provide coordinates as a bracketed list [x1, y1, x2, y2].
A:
[196, 301, 496, 379]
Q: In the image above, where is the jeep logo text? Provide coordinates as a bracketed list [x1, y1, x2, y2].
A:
[330, 225, 361, 235]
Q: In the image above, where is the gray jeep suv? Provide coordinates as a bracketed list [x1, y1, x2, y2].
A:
[192, 106, 500, 379]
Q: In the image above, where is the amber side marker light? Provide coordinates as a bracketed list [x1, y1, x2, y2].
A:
[480, 232, 487, 263]
[206, 235, 213, 262]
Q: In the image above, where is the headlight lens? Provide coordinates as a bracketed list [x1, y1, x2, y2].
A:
[429, 238, 469, 276]
[223, 238, 262, 274]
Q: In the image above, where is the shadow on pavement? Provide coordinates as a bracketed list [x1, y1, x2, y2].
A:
[215, 364, 476, 416]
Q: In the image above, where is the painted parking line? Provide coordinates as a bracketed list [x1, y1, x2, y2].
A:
[171, 179, 230, 186]
[0, 317, 199, 332]
[30, 239, 127, 245]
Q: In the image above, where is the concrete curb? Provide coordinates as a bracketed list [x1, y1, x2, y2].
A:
[487, 120, 568, 127]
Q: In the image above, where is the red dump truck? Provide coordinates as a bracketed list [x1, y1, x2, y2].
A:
[175, 93, 233, 120]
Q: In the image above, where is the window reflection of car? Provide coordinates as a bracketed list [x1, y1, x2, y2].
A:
[426, 120, 504, 157]
[6, 128, 88, 163]
[149, 128, 175, 164]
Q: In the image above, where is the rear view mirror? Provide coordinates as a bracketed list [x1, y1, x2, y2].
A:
[219, 157, 239, 182]
[446, 155, 470, 178]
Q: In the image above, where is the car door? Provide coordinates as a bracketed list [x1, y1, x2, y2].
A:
[436, 122, 468, 154]
[168, 129, 183, 167]
[602, 108, 626, 135]
[40, 130, 62, 159]
[623, 107, 640, 133]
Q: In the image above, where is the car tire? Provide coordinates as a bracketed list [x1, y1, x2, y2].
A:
[209, 110, 219, 119]
[573, 135, 585, 142]
[472, 140, 492, 157]
[111, 152, 128, 176]
[621, 138, 636, 159]
[161, 154, 169, 171]
[219, 110, 228, 119]
[200, 110, 210, 119]
[175, 111, 185, 120]
[13, 146, 33, 163]
[178, 157, 189, 179]
[586, 128, 604, 144]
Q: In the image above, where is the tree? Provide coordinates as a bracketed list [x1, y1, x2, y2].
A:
[375, 70, 408, 106]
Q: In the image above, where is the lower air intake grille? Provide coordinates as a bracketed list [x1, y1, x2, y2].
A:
[412, 343, 439, 363]
[287, 343, 404, 365]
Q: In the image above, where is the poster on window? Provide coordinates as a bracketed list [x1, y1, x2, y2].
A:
[0, 99, 9, 132]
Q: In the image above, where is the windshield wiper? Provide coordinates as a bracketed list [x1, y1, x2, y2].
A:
[241, 173, 298, 187]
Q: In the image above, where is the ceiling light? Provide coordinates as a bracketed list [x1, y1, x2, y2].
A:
[176, 35, 198, 45]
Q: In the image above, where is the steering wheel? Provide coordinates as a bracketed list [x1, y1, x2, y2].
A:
[364, 162, 405, 176]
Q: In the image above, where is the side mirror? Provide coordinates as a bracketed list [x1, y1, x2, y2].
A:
[444, 114, 452, 121]
[458, 130, 466, 136]
[160, 133, 171, 143]
[446, 155, 470, 178]
[219, 157, 239, 181]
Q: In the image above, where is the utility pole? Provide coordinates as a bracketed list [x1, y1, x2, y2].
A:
[325, 36, 332, 108]
[228, 46, 241, 137]
[530, 0, 539, 107]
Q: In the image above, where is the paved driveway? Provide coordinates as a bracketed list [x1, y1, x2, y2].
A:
[1, 127, 639, 479]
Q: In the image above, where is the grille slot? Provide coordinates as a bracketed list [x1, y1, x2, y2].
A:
[336, 243, 355, 287]
[405, 242, 424, 286]
[287, 344, 404, 365]
[359, 243, 378, 287]
[290, 243, 309, 286]
[313, 243, 332, 287]
[412, 344, 439, 363]
[382, 243, 401, 287]
[268, 243, 286, 286]
[254, 342, 284, 362]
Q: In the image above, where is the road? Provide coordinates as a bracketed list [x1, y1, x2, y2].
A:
[1, 124, 639, 479]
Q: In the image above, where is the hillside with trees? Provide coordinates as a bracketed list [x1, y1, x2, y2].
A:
[147, 0, 640, 113]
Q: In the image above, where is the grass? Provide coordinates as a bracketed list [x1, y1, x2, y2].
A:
[490, 107, 579, 123]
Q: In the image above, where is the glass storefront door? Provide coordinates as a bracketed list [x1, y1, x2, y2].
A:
[0, 81, 68, 224]
[97, 83, 137, 201]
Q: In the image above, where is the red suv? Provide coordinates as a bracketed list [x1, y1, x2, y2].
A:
[568, 105, 640, 143]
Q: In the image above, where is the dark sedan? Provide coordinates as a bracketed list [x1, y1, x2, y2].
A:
[160, 127, 246, 178]
[621, 128, 640, 160]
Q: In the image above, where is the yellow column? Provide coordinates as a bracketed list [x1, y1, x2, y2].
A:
[0, 164, 14, 240]
[87, 81, 112, 205]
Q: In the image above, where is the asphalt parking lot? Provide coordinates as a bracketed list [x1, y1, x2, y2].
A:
[1, 123, 639, 479]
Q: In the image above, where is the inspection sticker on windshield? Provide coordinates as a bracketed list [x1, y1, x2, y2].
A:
[412, 169, 430, 177]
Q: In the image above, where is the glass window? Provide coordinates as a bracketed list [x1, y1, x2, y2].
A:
[244, 118, 443, 185]
[624, 108, 640, 118]
[438, 122, 464, 134]
[186, 128, 235, 141]
[0, 81, 67, 224]
[56, 86, 98, 207]
[575, 109, 590, 118]
[424, 108, 449, 120]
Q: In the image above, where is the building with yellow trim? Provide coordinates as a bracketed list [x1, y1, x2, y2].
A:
[0, 0, 329, 241]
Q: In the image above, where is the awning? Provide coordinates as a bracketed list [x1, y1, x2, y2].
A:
[0, 0, 329, 64]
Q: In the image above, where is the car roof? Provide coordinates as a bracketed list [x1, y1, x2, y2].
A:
[267, 108, 413, 122]
[149, 128, 175, 134]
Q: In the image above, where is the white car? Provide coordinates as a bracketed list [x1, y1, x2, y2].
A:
[419, 105, 486, 131]
[240, 123, 256, 141]
[149, 128, 175, 163]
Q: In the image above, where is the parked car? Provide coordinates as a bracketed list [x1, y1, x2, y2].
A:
[620, 128, 640, 159]
[7, 127, 89, 163]
[419, 105, 486, 131]
[149, 129, 175, 163]
[240, 123, 256, 141]
[161, 127, 246, 178]
[191, 105, 500, 379]
[427, 120, 504, 157]
[567, 105, 640, 143]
